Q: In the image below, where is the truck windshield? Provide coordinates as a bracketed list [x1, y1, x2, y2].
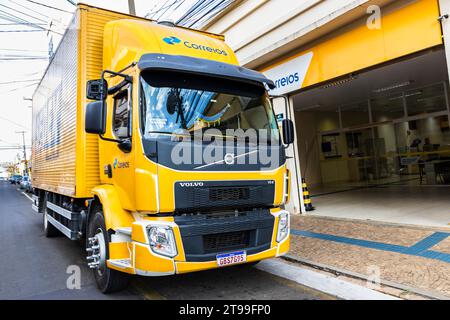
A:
[140, 70, 279, 143]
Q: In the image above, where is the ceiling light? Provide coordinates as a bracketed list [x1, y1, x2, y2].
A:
[373, 81, 413, 93]
[321, 75, 358, 89]
[388, 91, 422, 101]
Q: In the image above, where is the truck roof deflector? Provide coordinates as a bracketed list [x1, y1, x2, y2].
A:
[138, 54, 276, 89]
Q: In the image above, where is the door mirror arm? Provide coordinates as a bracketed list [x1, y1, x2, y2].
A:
[85, 69, 133, 146]
[270, 94, 295, 147]
[118, 138, 132, 153]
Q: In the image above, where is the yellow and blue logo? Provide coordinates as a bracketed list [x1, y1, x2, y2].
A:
[162, 36, 227, 56]
[163, 36, 181, 45]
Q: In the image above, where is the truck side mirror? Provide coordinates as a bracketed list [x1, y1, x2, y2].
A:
[282, 119, 295, 145]
[86, 79, 108, 101]
[85, 101, 106, 134]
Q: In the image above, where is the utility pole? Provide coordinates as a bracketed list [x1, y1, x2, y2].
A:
[128, 0, 136, 16]
[16, 131, 28, 176]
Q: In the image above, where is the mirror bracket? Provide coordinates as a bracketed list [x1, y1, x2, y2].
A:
[270, 95, 295, 147]
[118, 139, 132, 153]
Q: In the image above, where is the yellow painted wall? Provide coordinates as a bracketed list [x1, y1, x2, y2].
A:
[262, 0, 443, 89]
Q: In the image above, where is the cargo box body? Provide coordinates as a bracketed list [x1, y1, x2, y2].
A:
[32, 5, 143, 198]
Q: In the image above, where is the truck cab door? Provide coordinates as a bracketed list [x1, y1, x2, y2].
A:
[105, 85, 136, 210]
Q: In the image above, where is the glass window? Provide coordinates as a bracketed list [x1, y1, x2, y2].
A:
[140, 71, 280, 143]
[407, 83, 447, 116]
[314, 106, 340, 132]
[113, 90, 130, 139]
[340, 101, 370, 128]
[371, 95, 405, 122]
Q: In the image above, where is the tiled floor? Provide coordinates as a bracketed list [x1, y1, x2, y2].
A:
[289, 215, 450, 298]
[307, 186, 450, 228]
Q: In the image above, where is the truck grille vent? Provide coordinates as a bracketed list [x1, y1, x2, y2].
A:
[203, 231, 249, 253]
[209, 187, 250, 201]
[174, 181, 275, 212]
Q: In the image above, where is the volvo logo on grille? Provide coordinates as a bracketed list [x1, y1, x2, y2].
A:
[179, 182, 204, 187]
[224, 153, 235, 165]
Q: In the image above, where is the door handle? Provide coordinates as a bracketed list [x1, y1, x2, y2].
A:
[104, 164, 112, 178]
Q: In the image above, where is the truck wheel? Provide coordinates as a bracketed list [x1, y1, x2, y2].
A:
[87, 208, 130, 293]
[43, 200, 60, 237]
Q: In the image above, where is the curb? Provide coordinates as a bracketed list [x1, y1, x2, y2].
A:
[281, 254, 450, 300]
[256, 259, 399, 300]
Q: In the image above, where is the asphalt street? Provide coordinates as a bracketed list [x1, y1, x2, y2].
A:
[0, 180, 331, 300]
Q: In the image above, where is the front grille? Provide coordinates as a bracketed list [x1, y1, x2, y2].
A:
[209, 187, 250, 201]
[174, 180, 275, 212]
[175, 209, 274, 262]
[203, 231, 250, 253]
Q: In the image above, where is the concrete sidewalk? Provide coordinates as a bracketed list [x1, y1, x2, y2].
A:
[287, 215, 450, 299]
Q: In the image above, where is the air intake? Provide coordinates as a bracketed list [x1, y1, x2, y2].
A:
[158, 20, 176, 27]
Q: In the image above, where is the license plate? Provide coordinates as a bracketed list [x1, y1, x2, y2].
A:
[216, 251, 247, 267]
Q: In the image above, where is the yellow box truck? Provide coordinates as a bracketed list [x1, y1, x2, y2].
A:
[31, 3, 293, 293]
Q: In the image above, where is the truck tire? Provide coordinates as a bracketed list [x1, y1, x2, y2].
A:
[87, 208, 130, 293]
[43, 199, 60, 237]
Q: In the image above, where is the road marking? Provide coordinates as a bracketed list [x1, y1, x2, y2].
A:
[21, 192, 33, 202]
[132, 281, 166, 300]
[291, 229, 450, 264]
[256, 259, 400, 300]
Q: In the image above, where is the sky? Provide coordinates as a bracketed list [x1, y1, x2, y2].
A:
[0, 0, 196, 165]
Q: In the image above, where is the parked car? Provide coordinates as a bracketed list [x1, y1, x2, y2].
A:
[25, 178, 33, 193]
[20, 176, 31, 192]
[10, 175, 22, 185]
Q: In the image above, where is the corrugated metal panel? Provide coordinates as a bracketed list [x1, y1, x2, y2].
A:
[77, 6, 139, 197]
[32, 6, 137, 198]
[32, 12, 79, 196]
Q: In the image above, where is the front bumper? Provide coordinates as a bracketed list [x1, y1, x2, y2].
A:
[106, 208, 290, 276]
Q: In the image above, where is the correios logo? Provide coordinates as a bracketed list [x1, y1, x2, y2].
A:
[113, 158, 130, 169]
[163, 36, 181, 45]
[162, 36, 228, 56]
[274, 72, 300, 89]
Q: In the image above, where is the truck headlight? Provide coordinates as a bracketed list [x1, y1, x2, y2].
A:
[147, 226, 177, 258]
[277, 211, 290, 242]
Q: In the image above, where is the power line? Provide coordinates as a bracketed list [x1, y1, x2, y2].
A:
[8, 0, 51, 19]
[0, 22, 46, 25]
[178, 0, 233, 28]
[158, 0, 179, 20]
[0, 29, 43, 32]
[0, 10, 64, 35]
[0, 10, 45, 30]
[23, 0, 73, 13]
[0, 82, 39, 94]
[145, 0, 163, 18]
[0, 116, 30, 130]
[183, 0, 221, 27]
[192, 0, 233, 28]
[0, 79, 42, 85]
[176, 0, 205, 25]
[0, 3, 48, 23]
[154, 0, 179, 21]
[0, 57, 48, 60]
[148, 0, 171, 20]
[0, 48, 47, 52]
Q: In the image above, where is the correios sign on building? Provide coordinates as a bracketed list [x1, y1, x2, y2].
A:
[263, 52, 313, 96]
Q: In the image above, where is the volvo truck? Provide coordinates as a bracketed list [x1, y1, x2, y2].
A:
[31, 4, 294, 293]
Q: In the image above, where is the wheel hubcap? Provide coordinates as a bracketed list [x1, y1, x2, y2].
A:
[87, 229, 107, 275]
[43, 211, 48, 230]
